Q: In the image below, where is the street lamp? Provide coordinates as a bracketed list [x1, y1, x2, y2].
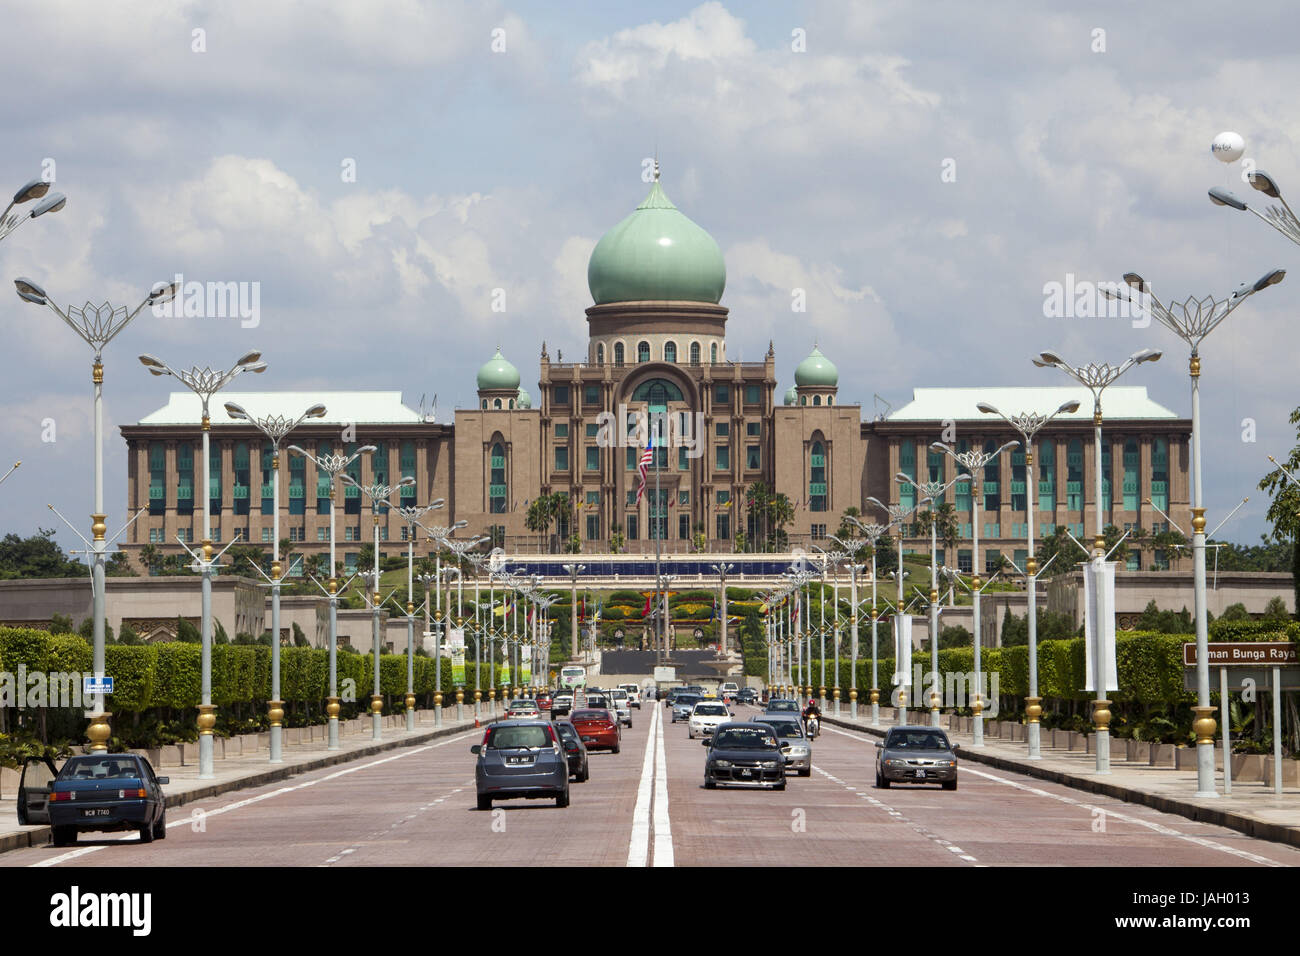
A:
[809, 547, 839, 708]
[418, 518, 468, 722]
[894, 472, 970, 728]
[340, 473, 417, 738]
[14, 278, 176, 752]
[224, 400, 327, 762]
[0, 178, 66, 243]
[841, 519, 896, 726]
[563, 563, 586, 666]
[1103, 271, 1282, 794]
[287, 442, 375, 748]
[392, 500, 446, 730]
[865, 498, 916, 725]
[977, 400, 1078, 756]
[1032, 348, 1161, 773]
[929, 439, 1018, 746]
[137, 349, 267, 776]
[1209, 170, 1300, 247]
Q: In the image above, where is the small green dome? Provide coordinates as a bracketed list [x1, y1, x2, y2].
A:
[794, 345, 837, 388]
[517, 385, 532, 409]
[783, 385, 797, 406]
[476, 348, 520, 390]
[587, 173, 726, 306]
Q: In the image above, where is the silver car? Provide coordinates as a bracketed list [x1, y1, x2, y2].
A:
[875, 726, 959, 790]
[753, 714, 811, 776]
[607, 688, 633, 727]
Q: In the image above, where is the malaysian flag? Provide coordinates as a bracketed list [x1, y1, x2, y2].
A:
[635, 429, 654, 504]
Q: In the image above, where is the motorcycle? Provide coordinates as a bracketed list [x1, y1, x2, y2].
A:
[804, 713, 820, 739]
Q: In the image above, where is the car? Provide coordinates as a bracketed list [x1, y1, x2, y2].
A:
[701, 723, 786, 790]
[584, 694, 611, 710]
[764, 698, 800, 714]
[607, 689, 633, 727]
[619, 683, 642, 709]
[719, 682, 739, 701]
[472, 720, 571, 810]
[736, 687, 758, 705]
[875, 726, 959, 790]
[536, 689, 553, 710]
[550, 693, 574, 717]
[570, 707, 622, 753]
[32, 753, 170, 846]
[753, 714, 812, 776]
[687, 700, 733, 739]
[552, 720, 590, 782]
[671, 693, 702, 723]
[505, 699, 541, 720]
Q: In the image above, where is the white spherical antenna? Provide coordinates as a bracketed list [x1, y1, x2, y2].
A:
[1211, 131, 1245, 163]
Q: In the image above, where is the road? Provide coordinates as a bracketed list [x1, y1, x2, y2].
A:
[6, 702, 1300, 867]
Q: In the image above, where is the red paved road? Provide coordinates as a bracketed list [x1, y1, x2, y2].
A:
[5, 701, 1300, 868]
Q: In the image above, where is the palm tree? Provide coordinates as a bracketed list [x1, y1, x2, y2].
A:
[770, 493, 794, 551]
[525, 497, 551, 552]
[138, 544, 161, 576]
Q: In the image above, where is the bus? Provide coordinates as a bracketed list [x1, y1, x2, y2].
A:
[559, 666, 586, 692]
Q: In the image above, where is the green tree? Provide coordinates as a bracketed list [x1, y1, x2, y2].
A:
[77, 617, 114, 642]
[138, 544, 161, 576]
[105, 549, 138, 576]
[50, 613, 75, 634]
[0, 529, 90, 578]
[1259, 408, 1300, 617]
[1036, 525, 1088, 577]
[609, 522, 625, 554]
[939, 624, 972, 649]
[225, 544, 267, 577]
[176, 617, 201, 643]
[1220, 602, 1250, 621]
[292, 621, 309, 646]
[1263, 596, 1291, 621]
[118, 623, 143, 645]
[914, 502, 960, 556]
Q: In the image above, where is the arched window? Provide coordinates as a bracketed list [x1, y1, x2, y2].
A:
[828, 396, 834, 405]
[1151, 436, 1169, 512]
[489, 442, 507, 514]
[614, 342, 625, 366]
[664, 341, 677, 363]
[710, 343, 718, 364]
[1123, 439, 1139, 511]
[508, 399, 515, 409]
[597, 343, 605, 365]
[630, 378, 685, 403]
[1067, 438, 1083, 510]
[481, 399, 487, 409]
[638, 341, 651, 363]
[813, 395, 821, 406]
[493, 398, 502, 409]
[800, 395, 807, 405]
[983, 439, 1001, 515]
[809, 441, 827, 512]
[690, 342, 701, 366]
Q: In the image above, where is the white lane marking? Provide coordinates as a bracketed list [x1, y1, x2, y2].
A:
[652, 702, 674, 867]
[322, 786, 466, 866]
[822, 722, 1285, 868]
[32, 731, 478, 868]
[627, 704, 657, 867]
[814, 764, 983, 867]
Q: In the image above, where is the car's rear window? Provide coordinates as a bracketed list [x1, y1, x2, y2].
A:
[571, 709, 610, 721]
[676, 695, 700, 706]
[60, 756, 141, 780]
[487, 726, 551, 750]
[713, 728, 778, 750]
[885, 731, 951, 750]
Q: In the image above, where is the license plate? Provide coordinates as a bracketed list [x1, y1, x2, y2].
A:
[80, 808, 112, 818]
[506, 757, 533, 766]
[916, 769, 926, 778]
[739, 768, 753, 778]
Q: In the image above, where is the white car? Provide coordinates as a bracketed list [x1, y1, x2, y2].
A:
[505, 699, 540, 720]
[719, 682, 739, 701]
[607, 688, 633, 727]
[619, 683, 642, 709]
[688, 700, 733, 739]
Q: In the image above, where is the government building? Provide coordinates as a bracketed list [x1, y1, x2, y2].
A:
[120, 169, 1192, 576]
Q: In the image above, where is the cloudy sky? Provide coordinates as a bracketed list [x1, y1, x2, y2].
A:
[1, 0, 1298, 553]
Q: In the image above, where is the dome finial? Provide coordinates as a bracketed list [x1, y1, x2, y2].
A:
[654, 148, 660, 182]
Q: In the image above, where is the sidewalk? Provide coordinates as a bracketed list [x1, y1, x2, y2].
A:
[0, 702, 494, 855]
[819, 705, 1300, 851]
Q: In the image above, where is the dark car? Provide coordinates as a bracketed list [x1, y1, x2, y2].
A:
[471, 720, 570, 810]
[584, 694, 611, 710]
[671, 694, 702, 723]
[736, 687, 759, 705]
[33, 753, 170, 846]
[875, 726, 959, 790]
[764, 698, 800, 714]
[570, 707, 621, 753]
[702, 723, 786, 790]
[552, 720, 590, 782]
[752, 714, 812, 776]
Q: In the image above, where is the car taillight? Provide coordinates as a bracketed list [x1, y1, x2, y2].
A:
[119, 788, 147, 799]
[49, 791, 68, 802]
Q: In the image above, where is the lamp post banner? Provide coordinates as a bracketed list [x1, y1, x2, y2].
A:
[893, 615, 912, 683]
[1083, 561, 1119, 691]
[448, 628, 465, 686]
[521, 652, 532, 686]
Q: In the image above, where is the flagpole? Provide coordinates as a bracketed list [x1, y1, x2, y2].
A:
[654, 412, 664, 662]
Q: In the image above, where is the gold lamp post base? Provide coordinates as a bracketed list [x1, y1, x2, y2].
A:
[404, 692, 415, 712]
[474, 688, 482, 703]
[869, 688, 880, 705]
[370, 695, 383, 716]
[1192, 705, 1216, 745]
[434, 691, 444, 708]
[818, 685, 826, 701]
[1093, 699, 1112, 733]
[86, 712, 112, 752]
[1025, 696, 1042, 724]
[455, 689, 464, 705]
[832, 687, 841, 702]
[326, 697, 341, 720]
[849, 687, 858, 703]
[268, 699, 284, 728]
[197, 704, 217, 736]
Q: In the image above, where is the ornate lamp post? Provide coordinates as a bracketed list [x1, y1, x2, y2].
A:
[1210, 171, 1300, 247]
[1103, 270, 1283, 793]
[1032, 348, 1162, 773]
[288, 442, 374, 748]
[14, 278, 175, 752]
[865, 499, 916, 725]
[843, 519, 897, 726]
[893, 473, 969, 728]
[0, 178, 66, 243]
[710, 562, 735, 655]
[138, 350, 267, 777]
[340, 473, 416, 739]
[392, 500, 446, 730]
[929, 440, 1018, 746]
[224, 400, 327, 761]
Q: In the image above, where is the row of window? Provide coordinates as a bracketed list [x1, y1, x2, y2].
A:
[592, 340, 720, 367]
[551, 381, 765, 408]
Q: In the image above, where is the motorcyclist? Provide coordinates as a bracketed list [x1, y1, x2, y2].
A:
[802, 699, 822, 736]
